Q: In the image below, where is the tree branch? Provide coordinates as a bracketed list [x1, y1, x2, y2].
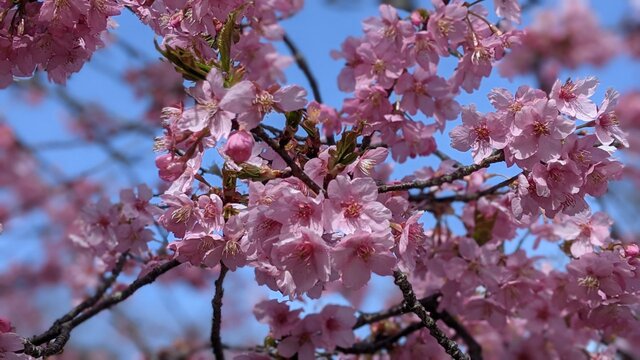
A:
[378, 151, 504, 193]
[393, 271, 469, 360]
[251, 126, 322, 195]
[211, 264, 229, 360]
[337, 322, 423, 354]
[23, 259, 181, 357]
[282, 33, 323, 104]
[29, 253, 128, 345]
[410, 172, 520, 204]
[353, 293, 483, 360]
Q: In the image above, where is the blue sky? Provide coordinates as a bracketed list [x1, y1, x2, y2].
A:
[1, 0, 639, 357]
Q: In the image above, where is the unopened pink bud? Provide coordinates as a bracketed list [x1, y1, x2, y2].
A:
[155, 154, 186, 182]
[624, 244, 640, 258]
[224, 130, 254, 163]
[0, 317, 12, 333]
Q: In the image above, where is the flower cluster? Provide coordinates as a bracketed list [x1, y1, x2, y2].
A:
[70, 185, 161, 259]
[0, 0, 122, 87]
[499, 0, 619, 85]
[451, 77, 624, 218]
[0, 318, 27, 360]
[4, 0, 640, 359]
[252, 300, 356, 360]
[330, 1, 523, 162]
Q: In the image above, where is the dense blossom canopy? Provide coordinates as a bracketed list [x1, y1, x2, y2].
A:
[1, 0, 640, 359]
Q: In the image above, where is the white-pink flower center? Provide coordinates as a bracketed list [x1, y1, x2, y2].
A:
[356, 241, 375, 261]
[532, 121, 550, 136]
[255, 91, 275, 114]
[295, 242, 314, 262]
[559, 81, 577, 101]
[342, 201, 363, 219]
[172, 205, 193, 223]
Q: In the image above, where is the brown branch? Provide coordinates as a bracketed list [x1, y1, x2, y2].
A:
[251, 126, 322, 195]
[393, 271, 469, 360]
[379, 151, 504, 193]
[29, 253, 128, 345]
[353, 294, 439, 329]
[438, 310, 483, 360]
[353, 293, 483, 360]
[282, 33, 323, 104]
[410, 172, 520, 204]
[22, 325, 71, 358]
[337, 322, 423, 354]
[23, 259, 181, 357]
[211, 264, 229, 360]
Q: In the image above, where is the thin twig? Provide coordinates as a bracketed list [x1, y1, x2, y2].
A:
[379, 151, 505, 193]
[337, 322, 423, 354]
[393, 271, 469, 360]
[29, 253, 128, 345]
[211, 264, 229, 360]
[412, 172, 520, 203]
[24, 259, 181, 357]
[282, 33, 323, 104]
[251, 126, 322, 195]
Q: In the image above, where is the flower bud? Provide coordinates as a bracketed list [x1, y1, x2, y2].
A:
[155, 154, 186, 181]
[0, 317, 12, 333]
[624, 244, 640, 258]
[224, 130, 254, 163]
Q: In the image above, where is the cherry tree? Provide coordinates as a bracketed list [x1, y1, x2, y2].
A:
[1, 0, 640, 359]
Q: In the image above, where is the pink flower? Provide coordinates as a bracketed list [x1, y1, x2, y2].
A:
[253, 299, 302, 339]
[272, 228, 331, 293]
[114, 219, 154, 255]
[567, 252, 636, 302]
[342, 85, 393, 128]
[550, 77, 598, 120]
[623, 244, 640, 258]
[120, 184, 161, 224]
[390, 120, 437, 162]
[223, 130, 255, 164]
[159, 193, 197, 238]
[488, 85, 546, 125]
[427, 1, 468, 54]
[347, 147, 388, 178]
[179, 69, 234, 140]
[583, 159, 623, 197]
[354, 42, 405, 89]
[196, 194, 224, 233]
[494, 0, 521, 23]
[169, 234, 222, 267]
[395, 68, 450, 116]
[411, 31, 441, 69]
[155, 154, 187, 182]
[509, 99, 575, 163]
[332, 36, 362, 92]
[313, 305, 357, 351]
[362, 4, 414, 51]
[323, 176, 391, 234]
[450, 106, 509, 163]
[552, 211, 612, 257]
[0, 318, 10, 333]
[264, 189, 323, 234]
[0, 332, 24, 359]
[306, 101, 341, 138]
[277, 316, 321, 360]
[396, 211, 427, 271]
[594, 88, 628, 147]
[39, 0, 89, 24]
[333, 230, 396, 289]
[562, 134, 609, 172]
[531, 159, 583, 200]
[220, 81, 307, 130]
